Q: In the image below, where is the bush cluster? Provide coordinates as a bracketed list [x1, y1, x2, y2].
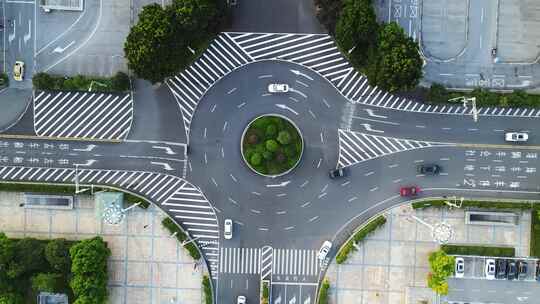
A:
[32, 72, 130, 92]
[335, 215, 386, 264]
[0, 73, 8, 87]
[428, 84, 540, 108]
[441, 244, 515, 257]
[318, 279, 330, 304]
[261, 281, 269, 304]
[242, 116, 303, 175]
[202, 275, 213, 304]
[427, 250, 455, 295]
[531, 210, 540, 257]
[0, 234, 108, 303]
[412, 199, 540, 211]
[161, 217, 201, 260]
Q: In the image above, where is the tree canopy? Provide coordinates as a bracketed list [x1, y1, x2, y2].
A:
[365, 22, 423, 92]
[335, 0, 378, 67]
[427, 250, 455, 295]
[124, 0, 223, 83]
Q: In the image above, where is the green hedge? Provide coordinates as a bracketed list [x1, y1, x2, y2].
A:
[318, 279, 330, 304]
[336, 215, 386, 264]
[202, 275, 213, 304]
[531, 210, 540, 257]
[441, 244, 515, 257]
[0, 73, 8, 87]
[124, 193, 150, 209]
[261, 281, 269, 304]
[412, 199, 540, 211]
[428, 84, 540, 108]
[32, 72, 130, 92]
[161, 217, 201, 260]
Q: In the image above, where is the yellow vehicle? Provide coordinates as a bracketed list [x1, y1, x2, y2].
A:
[13, 61, 24, 81]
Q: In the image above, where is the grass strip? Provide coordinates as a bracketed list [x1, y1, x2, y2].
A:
[412, 199, 540, 211]
[202, 275, 213, 304]
[336, 215, 386, 264]
[441, 244, 515, 257]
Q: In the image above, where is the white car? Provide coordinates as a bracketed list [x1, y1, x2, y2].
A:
[505, 132, 528, 142]
[268, 83, 289, 93]
[224, 219, 233, 240]
[13, 61, 24, 82]
[455, 257, 465, 278]
[237, 295, 246, 304]
[485, 259, 496, 280]
[317, 240, 332, 260]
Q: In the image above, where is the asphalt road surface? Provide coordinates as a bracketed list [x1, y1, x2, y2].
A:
[2, 40, 540, 304]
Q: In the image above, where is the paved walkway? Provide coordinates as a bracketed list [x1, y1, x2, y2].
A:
[0, 191, 204, 304]
[325, 204, 531, 304]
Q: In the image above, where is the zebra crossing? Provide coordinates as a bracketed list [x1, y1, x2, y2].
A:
[338, 129, 453, 167]
[168, 32, 540, 135]
[33, 90, 133, 140]
[219, 247, 319, 277]
[0, 165, 219, 277]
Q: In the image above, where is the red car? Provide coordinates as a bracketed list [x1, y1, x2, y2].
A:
[400, 186, 420, 197]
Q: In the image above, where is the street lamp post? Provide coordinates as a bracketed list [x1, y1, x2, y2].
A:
[448, 96, 478, 122]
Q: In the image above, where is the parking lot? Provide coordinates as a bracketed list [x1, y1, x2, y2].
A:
[453, 255, 538, 281]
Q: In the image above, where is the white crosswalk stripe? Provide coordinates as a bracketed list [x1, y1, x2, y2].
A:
[272, 249, 319, 276]
[0, 165, 219, 278]
[338, 129, 453, 167]
[219, 247, 319, 277]
[33, 91, 133, 140]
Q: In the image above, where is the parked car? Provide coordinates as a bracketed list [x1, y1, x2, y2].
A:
[317, 241, 332, 260]
[13, 61, 24, 81]
[268, 83, 289, 93]
[507, 261, 517, 280]
[505, 132, 528, 142]
[399, 186, 420, 197]
[517, 261, 528, 280]
[417, 164, 441, 175]
[237, 295, 246, 304]
[496, 259, 507, 279]
[455, 257, 465, 278]
[485, 259, 496, 280]
[329, 168, 347, 179]
[224, 219, 233, 240]
[535, 261, 540, 282]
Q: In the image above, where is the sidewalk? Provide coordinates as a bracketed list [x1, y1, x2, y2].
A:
[0, 191, 204, 304]
[324, 204, 531, 304]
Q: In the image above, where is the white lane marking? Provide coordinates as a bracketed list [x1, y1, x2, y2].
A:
[322, 99, 330, 108]
[276, 104, 299, 115]
[341, 181, 350, 186]
[267, 181, 291, 187]
[388, 164, 398, 168]
[262, 93, 271, 97]
[415, 125, 426, 128]
[352, 116, 399, 125]
[228, 197, 239, 205]
[442, 127, 452, 130]
[361, 123, 384, 133]
[258, 74, 272, 79]
[289, 97, 299, 103]
[308, 216, 319, 222]
[276, 211, 287, 215]
[203, 128, 207, 138]
[440, 158, 450, 161]
[227, 88, 237, 95]
[150, 161, 173, 171]
[74, 159, 97, 166]
[348, 197, 358, 202]
[251, 191, 261, 196]
[152, 145, 176, 155]
[308, 110, 316, 119]
[284, 226, 295, 231]
[223, 121, 228, 132]
[318, 193, 327, 199]
[301, 202, 311, 208]
[230, 174, 237, 182]
[365, 109, 387, 119]
[439, 73, 454, 76]
[414, 160, 423, 163]
[52, 40, 76, 53]
[365, 171, 374, 176]
[320, 132, 324, 144]
[317, 158, 322, 168]
[290, 69, 314, 81]
[300, 180, 309, 188]
[276, 193, 287, 197]
[295, 80, 309, 87]
[393, 179, 402, 183]
[237, 102, 246, 108]
[290, 88, 307, 98]
[211, 177, 218, 187]
[73, 144, 97, 152]
[369, 187, 378, 192]
[210, 104, 217, 112]
[258, 227, 269, 231]
[251, 209, 261, 214]
[468, 128, 478, 131]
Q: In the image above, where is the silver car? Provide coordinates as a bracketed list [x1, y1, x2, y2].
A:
[268, 83, 289, 93]
[485, 259, 496, 280]
[505, 132, 528, 142]
[318, 241, 332, 260]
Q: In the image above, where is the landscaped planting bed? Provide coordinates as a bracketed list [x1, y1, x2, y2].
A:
[242, 115, 303, 176]
[441, 244, 515, 257]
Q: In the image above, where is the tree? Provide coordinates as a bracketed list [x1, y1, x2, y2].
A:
[335, 0, 378, 67]
[8, 238, 46, 279]
[124, 4, 187, 83]
[0, 292, 23, 304]
[250, 153, 262, 166]
[45, 238, 71, 274]
[111, 72, 131, 92]
[427, 250, 454, 295]
[314, 0, 344, 34]
[365, 22, 423, 92]
[170, 0, 218, 38]
[277, 131, 291, 145]
[31, 273, 61, 292]
[70, 237, 110, 303]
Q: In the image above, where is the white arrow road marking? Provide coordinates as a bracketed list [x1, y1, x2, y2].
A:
[53, 41, 75, 53]
[289, 88, 307, 98]
[276, 104, 299, 115]
[8, 25, 15, 44]
[266, 181, 291, 187]
[73, 144, 97, 152]
[152, 145, 177, 155]
[290, 69, 314, 81]
[23, 20, 31, 44]
[275, 294, 282, 304]
[289, 295, 296, 304]
[365, 109, 387, 119]
[74, 159, 97, 166]
[304, 295, 311, 304]
[361, 123, 384, 133]
[151, 161, 174, 171]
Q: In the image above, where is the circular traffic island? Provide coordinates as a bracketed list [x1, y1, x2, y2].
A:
[241, 114, 304, 177]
